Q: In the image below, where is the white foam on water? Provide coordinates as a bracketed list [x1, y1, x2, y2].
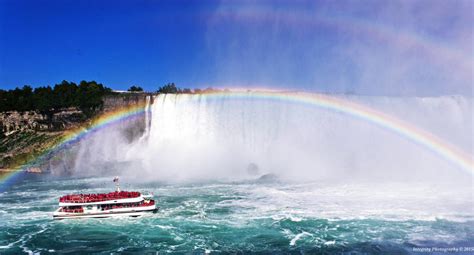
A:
[289, 231, 312, 246]
[199, 181, 473, 223]
[324, 240, 336, 246]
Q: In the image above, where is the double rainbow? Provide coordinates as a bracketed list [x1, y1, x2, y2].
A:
[0, 91, 472, 192]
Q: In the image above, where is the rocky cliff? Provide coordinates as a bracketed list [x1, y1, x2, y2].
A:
[0, 92, 152, 135]
[0, 92, 151, 170]
[102, 93, 153, 112]
[0, 109, 84, 135]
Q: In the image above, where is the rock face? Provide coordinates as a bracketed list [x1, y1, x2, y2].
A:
[0, 92, 151, 170]
[102, 93, 153, 112]
[0, 109, 84, 135]
[0, 93, 152, 135]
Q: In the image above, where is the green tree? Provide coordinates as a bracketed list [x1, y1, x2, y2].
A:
[76, 80, 106, 117]
[0, 89, 6, 112]
[157, 83, 179, 93]
[12, 85, 34, 111]
[0, 80, 111, 115]
[54, 80, 78, 108]
[33, 86, 54, 115]
[128, 85, 143, 92]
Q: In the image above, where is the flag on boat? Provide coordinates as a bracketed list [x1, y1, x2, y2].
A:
[113, 177, 119, 183]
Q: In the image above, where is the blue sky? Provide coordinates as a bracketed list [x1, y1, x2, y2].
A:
[0, 0, 472, 95]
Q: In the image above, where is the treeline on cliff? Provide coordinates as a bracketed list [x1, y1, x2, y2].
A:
[156, 83, 221, 94]
[1, 81, 223, 114]
[0, 80, 112, 116]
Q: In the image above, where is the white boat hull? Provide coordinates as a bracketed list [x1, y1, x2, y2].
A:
[53, 206, 157, 220]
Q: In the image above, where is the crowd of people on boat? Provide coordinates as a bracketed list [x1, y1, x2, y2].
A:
[59, 191, 141, 203]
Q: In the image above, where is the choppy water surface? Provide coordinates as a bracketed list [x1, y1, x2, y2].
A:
[0, 175, 473, 254]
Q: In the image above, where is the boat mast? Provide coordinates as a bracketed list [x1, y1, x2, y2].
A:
[113, 176, 121, 192]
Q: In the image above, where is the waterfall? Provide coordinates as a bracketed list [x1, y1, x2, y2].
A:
[132, 93, 472, 182]
[139, 95, 152, 141]
[73, 92, 473, 183]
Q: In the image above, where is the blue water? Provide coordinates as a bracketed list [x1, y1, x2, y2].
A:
[0, 175, 473, 254]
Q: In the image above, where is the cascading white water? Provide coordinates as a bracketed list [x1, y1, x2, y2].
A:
[138, 95, 151, 142]
[121, 93, 473, 183]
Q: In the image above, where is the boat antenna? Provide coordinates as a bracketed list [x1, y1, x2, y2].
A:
[113, 176, 120, 192]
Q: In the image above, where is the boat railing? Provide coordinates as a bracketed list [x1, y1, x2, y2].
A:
[61, 208, 84, 213]
[58, 200, 155, 214]
[99, 200, 155, 211]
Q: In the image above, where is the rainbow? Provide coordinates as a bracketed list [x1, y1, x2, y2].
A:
[0, 91, 472, 192]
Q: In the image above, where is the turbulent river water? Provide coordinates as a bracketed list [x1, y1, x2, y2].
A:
[0, 175, 473, 254]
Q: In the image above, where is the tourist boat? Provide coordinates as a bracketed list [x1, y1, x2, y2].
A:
[53, 177, 157, 219]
